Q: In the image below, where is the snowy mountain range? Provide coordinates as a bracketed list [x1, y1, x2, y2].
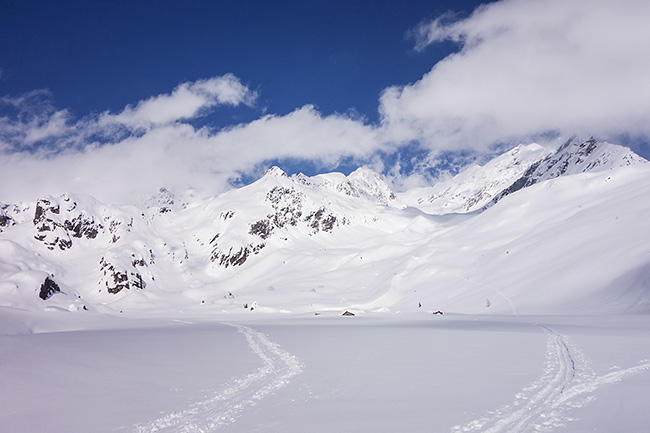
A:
[1, 137, 649, 316]
[399, 136, 646, 214]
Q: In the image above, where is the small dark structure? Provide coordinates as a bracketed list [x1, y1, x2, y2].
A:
[342, 310, 355, 316]
[433, 310, 444, 315]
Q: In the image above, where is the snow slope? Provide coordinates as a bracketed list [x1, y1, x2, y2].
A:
[399, 142, 552, 214]
[0, 138, 648, 317]
[399, 137, 645, 214]
[390, 165, 650, 315]
[1, 313, 649, 433]
[2, 138, 650, 433]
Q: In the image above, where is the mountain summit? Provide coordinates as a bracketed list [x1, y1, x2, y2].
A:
[399, 137, 646, 214]
[1, 138, 649, 316]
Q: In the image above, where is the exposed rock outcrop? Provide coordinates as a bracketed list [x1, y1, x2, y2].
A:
[39, 276, 60, 300]
[99, 256, 145, 294]
[486, 137, 647, 209]
[32, 196, 105, 250]
[0, 205, 15, 232]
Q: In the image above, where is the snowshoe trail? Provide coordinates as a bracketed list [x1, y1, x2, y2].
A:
[134, 324, 303, 433]
[451, 325, 650, 433]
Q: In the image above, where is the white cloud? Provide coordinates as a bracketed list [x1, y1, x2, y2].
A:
[210, 105, 380, 169]
[381, 0, 650, 151]
[0, 79, 380, 204]
[100, 74, 257, 129]
[23, 109, 72, 144]
[0, 74, 256, 151]
[4, 1, 650, 203]
[0, 90, 75, 149]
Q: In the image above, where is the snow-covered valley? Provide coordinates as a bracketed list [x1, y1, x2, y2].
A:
[2, 313, 649, 433]
[1, 137, 650, 432]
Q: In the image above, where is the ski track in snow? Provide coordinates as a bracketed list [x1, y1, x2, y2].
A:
[134, 324, 304, 433]
[451, 325, 650, 433]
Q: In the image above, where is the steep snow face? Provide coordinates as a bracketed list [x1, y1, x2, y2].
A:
[487, 137, 647, 208]
[292, 166, 403, 207]
[391, 165, 650, 315]
[399, 143, 552, 214]
[534, 136, 645, 179]
[401, 138, 647, 215]
[346, 167, 403, 206]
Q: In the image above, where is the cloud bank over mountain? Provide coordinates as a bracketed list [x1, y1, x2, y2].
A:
[1, 0, 649, 203]
[381, 0, 650, 151]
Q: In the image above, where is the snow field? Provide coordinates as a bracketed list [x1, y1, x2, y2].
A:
[1, 312, 649, 433]
[134, 324, 303, 433]
[1, 141, 650, 433]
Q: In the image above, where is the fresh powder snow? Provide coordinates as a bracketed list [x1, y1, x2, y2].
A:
[1, 138, 649, 433]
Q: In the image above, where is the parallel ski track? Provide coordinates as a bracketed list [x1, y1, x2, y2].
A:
[135, 324, 303, 433]
[452, 325, 650, 433]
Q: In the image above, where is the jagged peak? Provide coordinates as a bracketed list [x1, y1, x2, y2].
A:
[398, 137, 647, 215]
[551, 136, 645, 161]
[345, 167, 401, 207]
[540, 136, 646, 174]
[482, 136, 647, 210]
[143, 186, 176, 213]
[398, 142, 551, 214]
[263, 166, 288, 178]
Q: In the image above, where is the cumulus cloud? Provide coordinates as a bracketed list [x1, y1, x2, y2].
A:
[210, 105, 380, 169]
[0, 74, 258, 156]
[100, 74, 257, 129]
[381, 0, 650, 151]
[3, 0, 650, 202]
[0, 76, 380, 203]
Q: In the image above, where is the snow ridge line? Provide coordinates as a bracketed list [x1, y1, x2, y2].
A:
[134, 324, 304, 433]
[451, 325, 650, 433]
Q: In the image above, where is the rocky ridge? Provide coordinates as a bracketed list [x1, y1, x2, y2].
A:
[0, 166, 401, 309]
[0, 138, 647, 313]
[399, 137, 646, 214]
[486, 137, 647, 208]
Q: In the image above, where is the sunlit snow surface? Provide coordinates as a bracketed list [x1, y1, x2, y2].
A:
[1, 144, 650, 432]
[1, 312, 649, 433]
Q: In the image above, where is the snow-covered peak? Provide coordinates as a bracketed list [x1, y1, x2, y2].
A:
[401, 138, 647, 215]
[291, 167, 402, 207]
[538, 136, 645, 177]
[168, 165, 406, 274]
[347, 167, 402, 207]
[264, 166, 288, 178]
[348, 166, 380, 181]
[2, 138, 650, 317]
[399, 143, 551, 214]
[486, 137, 647, 208]
[143, 187, 178, 214]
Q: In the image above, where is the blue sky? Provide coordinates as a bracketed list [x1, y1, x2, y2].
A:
[1, 0, 650, 203]
[0, 1, 474, 124]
